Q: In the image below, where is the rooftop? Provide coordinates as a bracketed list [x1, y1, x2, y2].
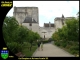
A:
[44, 23, 54, 27]
[23, 17, 37, 23]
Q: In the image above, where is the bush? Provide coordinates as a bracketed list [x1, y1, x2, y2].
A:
[70, 50, 78, 54]
[54, 42, 60, 46]
[68, 45, 79, 55]
[70, 46, 79, 51]
[66, 45, 71, 49]
[7, 42, 23, 54]
[61, 43, 67, 48]
[48, 38, 53, 42]
[32, 43, 36, 46]
[42, 40, 49, 44]
[17, 43, 23, 52]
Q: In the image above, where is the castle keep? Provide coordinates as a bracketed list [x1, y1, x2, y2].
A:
[13, 7, 74, 39]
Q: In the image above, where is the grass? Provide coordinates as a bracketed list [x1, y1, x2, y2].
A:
[22, 42, 37, 57]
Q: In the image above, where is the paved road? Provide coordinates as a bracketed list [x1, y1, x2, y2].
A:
[32, 43, 75, 57]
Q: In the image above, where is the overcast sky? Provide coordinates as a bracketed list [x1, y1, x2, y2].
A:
[7, 1, 79, 27]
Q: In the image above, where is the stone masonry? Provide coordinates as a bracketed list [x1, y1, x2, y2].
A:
[13, 7, 75, 39]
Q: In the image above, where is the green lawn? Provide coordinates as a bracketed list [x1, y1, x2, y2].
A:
[22, 42, 37, 57]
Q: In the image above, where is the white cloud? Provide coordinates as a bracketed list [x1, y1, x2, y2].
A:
[7, 1, 79, 27]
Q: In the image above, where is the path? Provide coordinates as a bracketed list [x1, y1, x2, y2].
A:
[32, 43, 75, 57]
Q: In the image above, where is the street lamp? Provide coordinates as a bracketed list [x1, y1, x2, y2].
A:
[42, 32, 46, 40]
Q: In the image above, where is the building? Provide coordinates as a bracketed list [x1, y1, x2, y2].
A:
[13, 7, 75, 39]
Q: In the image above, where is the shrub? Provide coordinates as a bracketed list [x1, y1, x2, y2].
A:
[69, 45, 79, 55]
[32, 43, 37, 46]
[66, 45, 71, 49]
[17, 43, 23, 52]
[70, 46, 79, 51]
[48, 38, 53, 42]
[42, 40, 49, 44]
[54, 42, 60, 46]
[7, 42, 23, 54]
[70, 50, 78, 54]
[61, 43, 67, 48]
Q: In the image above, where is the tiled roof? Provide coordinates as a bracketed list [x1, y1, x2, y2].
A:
[54, 17, 62, 20]
[44, 23, 49, 27]
[23, 17, 37, 23]
[51, 24, 54, 27]
[44, 23, 54, 27]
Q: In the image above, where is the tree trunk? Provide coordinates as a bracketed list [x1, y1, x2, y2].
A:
[30, 43, 32, 51]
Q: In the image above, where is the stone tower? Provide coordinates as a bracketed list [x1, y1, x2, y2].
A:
[54, 14, 65, 31]
[13, 6, 39, 25]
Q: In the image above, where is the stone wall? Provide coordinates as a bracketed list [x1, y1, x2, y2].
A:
[22, 23, 30, 29]
[31, 23, 39, 33]
[13, 7, 74, 39]
[13, 7, 39, 25]
[39, 27, 55, 39]
[22, 23, 39, 33]
[54, 18, 63, 31]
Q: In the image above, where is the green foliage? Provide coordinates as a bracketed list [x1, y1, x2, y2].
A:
[52, 17, 79, 42]
[42, 40, 48, 44]
[48, 38, 53, 42]
[34, 32, 40, 40]
[3, 16, 40, 53]
[3, 16, 19, 43]
[52, 31, 60, 41]
[54, 42, 60, 46]
[70, 45, 79, 51]
[7, 42, 23, 54]
[65, 18, 79, 41]
[26, 31, 40, 51]
[69, 45, 79, 54]
[52, 13, 79, 55]
[61, 42, 67, 48]
[22, 42, 37, 57]
[14, 26, 29, 44]
[3, 16, 40, 44]
[42, 40, 52, 44]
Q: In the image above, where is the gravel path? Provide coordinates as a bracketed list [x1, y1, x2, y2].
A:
[32, 43, 75, 57]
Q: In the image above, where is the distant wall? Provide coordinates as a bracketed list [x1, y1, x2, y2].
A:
[39, 27, 55, 39]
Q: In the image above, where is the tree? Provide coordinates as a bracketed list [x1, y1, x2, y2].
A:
[65, 18, 79, 41]
[2, 16, 41, 53]
[34, 32, 40, 40]
[2, 16, 25, 53]
[52, 31, 60, 41]
[14, 26, 29, 44]
[52, 16, 79, 43]
[2, 16, 19, 43]
[26, 30, 40, 51]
